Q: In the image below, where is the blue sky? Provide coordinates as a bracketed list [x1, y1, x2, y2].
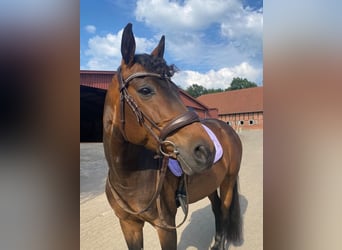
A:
[80, 0, 263, 89]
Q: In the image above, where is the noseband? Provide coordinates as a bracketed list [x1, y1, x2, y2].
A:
[117, 66, 200, 157]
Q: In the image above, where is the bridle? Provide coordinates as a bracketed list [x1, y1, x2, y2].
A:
[107, 66, 200, 229]
[117, 66, 200, 156]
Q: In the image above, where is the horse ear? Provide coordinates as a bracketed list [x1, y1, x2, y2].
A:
[121, 23, 136, 66]
[151, 35, 165, 58]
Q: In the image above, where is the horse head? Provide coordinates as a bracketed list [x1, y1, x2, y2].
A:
[103, 23, 216, 175]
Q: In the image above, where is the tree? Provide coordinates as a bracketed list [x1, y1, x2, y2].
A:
[185, 84, 224, 97]
[226, 77, 258, 91]
[206, 88, 224, 94]
[185, 84, 208, 98]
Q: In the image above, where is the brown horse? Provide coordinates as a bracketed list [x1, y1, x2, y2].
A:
[103, 23, 243, 250]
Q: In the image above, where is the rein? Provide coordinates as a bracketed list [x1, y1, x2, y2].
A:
[107, 157, 190, 230]
[108, 66, 199, 229]
[107, 156, 169, 215]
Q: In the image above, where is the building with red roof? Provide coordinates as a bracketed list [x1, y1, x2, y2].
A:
[197, 87, 263, 130]
[80, 70, 217, 141]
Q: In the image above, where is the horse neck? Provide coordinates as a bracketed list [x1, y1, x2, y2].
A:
[106, 137, 159, 188]
[104, 78, 160, 192]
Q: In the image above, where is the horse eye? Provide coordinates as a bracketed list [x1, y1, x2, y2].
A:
[138, 87, 153, 96]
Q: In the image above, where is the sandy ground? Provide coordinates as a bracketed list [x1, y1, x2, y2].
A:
[80, 130, 263, 250]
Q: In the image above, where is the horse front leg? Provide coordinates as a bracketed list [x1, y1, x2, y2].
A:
[156, 227, 177, 250]
[154, 200, 177, 250]
[119, 218, 144, 250]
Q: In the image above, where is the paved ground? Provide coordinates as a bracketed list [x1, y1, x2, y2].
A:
[80, 130, 263, 249]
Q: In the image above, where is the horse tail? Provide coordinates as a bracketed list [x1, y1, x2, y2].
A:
[226, 179, 243, 245]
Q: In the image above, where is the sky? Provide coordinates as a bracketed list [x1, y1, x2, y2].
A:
[80, 0, 263, 90]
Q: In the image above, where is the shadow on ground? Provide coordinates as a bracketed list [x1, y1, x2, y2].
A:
[178, 194, 248, 250]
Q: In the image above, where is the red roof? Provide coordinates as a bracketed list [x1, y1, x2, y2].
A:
[178, 89, 211, 110]
[80, 70, 216, 117]
[197, 87, 263, 114]
[80, 70, 115, 90]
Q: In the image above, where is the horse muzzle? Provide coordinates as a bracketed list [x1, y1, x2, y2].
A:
[177, 139, 215, 175]
[160, 132, 216, 176]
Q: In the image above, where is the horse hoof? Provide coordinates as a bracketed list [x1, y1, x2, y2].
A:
[210, 243, 220, 250]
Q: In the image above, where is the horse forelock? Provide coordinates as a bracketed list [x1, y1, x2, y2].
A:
[134, 54, 178, 77]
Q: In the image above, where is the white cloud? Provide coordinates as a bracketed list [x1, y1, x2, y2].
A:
[82, 0, 263, 82]
[85, 25, 96, 34]
[220, 7, 263, 54]
[83, 29, 157, 70]
[221, 9, 263, 38]
[172, 62, 262, 89]
[135, 0, 238, 31]
[134, 0, 263, 73]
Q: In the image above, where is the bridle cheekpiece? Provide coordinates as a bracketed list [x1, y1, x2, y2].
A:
[117, 66, 200, 158]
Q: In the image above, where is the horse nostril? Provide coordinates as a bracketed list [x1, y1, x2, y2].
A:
[193, 144, 211, 165]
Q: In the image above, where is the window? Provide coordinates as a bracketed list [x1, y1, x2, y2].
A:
[236, 120, 244, 126]
[249, 120, 256, 125]
[227, 121, 232, 126]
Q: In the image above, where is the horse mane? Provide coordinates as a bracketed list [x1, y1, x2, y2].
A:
[134, 54, 178, 77]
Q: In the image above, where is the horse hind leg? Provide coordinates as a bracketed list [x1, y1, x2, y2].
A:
[119, 218, 144, 250]
[208, 190, 225, 250]
[220, 177, 243, 248]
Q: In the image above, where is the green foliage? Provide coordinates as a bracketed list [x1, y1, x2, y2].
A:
[226, 77, 257, 91]
[207, 88, 224, 94]
[185, 84, 207, 98]
[185, 84, 224, 98]
[184, 77, 257, 97]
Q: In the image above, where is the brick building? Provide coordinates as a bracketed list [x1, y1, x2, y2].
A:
[80, 70, 217, 141]
[197, 87, 263, 130]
